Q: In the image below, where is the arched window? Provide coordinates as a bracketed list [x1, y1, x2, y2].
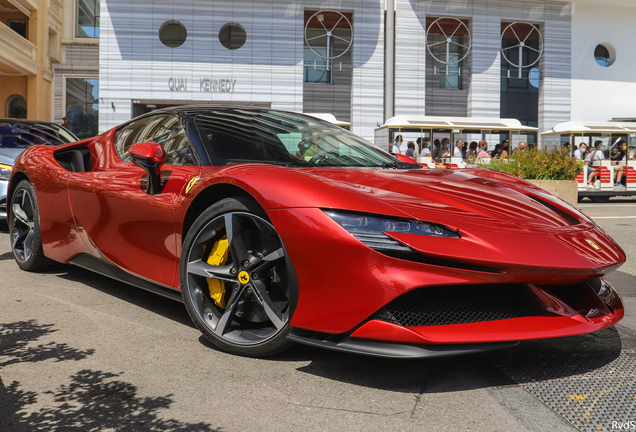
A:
[6, 95, 27, 119]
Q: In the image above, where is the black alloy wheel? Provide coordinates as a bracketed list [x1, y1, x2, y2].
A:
[180, 197, 295, 357]
[10, 180, 54, 271]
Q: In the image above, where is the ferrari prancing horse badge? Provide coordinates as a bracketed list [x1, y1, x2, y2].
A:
[185, 177, 199, 194]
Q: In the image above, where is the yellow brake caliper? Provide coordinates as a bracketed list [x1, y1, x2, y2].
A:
[206, 235, 229, 309]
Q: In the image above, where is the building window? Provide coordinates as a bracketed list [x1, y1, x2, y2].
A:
[6, 95, 27, 119]
[500, 23, 541, 135]
[439, 37, 461, 89]
[304, 29, 331, 84]
[65, 78, 99, 139]
[159, 20, 187, 48]
[219, 23, 246, 50]
[303, 11, 353, 84]
[76, 0, 100, 38]
[8, 20, 27, 39]
[594, 43, 615, 67]
[425, 18, 471, 90]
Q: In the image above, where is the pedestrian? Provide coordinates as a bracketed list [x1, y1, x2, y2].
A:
[61, 116, 71, 131]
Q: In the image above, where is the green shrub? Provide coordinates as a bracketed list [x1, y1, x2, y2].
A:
[479, 148, 584, 181]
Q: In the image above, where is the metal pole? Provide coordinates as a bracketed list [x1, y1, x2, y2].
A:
[384, 0, 395, 122]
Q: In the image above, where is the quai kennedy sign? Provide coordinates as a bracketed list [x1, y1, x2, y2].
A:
[168, 77, 236, 93]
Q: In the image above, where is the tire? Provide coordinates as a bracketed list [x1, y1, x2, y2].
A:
[180, 197, 296, 357]
[9, 180, 55, 271]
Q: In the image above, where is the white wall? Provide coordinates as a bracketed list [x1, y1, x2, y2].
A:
[99, 0, 385, 142]
[571, 2, 636, 121]
[394, 0, 572, 136]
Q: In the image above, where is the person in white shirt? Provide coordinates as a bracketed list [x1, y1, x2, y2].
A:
[453, 139, 464, 159]
[416, 137, 430, 157]
[585, 140, 604, 187]
[574, 143, 587, 160]
[392, 135, 403, 154]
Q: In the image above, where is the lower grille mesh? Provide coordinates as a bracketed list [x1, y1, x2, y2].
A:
[374, 284, 548, 327]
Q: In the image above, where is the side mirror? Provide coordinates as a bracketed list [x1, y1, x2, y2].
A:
[392, 153, 419, 165]
[129, 142, 167, 195]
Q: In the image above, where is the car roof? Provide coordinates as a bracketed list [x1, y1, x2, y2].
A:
[0, 118, 79, 146]
[136, 105, 296, 122]
[0, 118, 63, 126]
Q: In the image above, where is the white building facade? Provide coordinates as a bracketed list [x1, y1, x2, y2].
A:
[570, 0, 636, 123]
[96, 0, 636, 144]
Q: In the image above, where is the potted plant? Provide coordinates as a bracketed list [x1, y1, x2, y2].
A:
[478, 148, 584, 207]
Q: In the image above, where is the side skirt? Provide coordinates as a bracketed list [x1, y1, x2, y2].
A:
[69, 254, 183, 303]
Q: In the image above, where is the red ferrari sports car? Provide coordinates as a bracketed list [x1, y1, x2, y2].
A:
[7, 106, 625, 358]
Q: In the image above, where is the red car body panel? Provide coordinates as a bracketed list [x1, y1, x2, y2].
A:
[350, 310, 624, 345]
[8, 117, 626, 355]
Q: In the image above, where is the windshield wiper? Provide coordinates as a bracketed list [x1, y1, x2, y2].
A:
[381, 161, 421, 169]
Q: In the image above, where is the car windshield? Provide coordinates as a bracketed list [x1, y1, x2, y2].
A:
[0, 121, 78, 148]
[194, 109, 418, 168]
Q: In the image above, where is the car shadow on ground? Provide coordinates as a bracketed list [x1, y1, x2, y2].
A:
[54, 266, 194, 328]
[21, 252, 629, 397]
[256, 327, 626, 395]
[0, 320, 220, 432]
[0, 251, 14, 261]
[606, 270, 636, 298]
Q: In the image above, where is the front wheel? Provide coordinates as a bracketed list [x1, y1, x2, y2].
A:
[180, 197, 295, 357]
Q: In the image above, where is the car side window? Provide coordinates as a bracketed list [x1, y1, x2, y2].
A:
[147, 116, 197, 166]
[115, 114, 197, 165]
[115, 115, 167, 162]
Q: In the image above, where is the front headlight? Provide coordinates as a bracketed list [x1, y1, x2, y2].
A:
[325, 210, 459, 252]
[0, 163, 12, 181]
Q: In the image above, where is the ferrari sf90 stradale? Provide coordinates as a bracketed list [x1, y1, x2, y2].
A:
[8, 107, 624, 358]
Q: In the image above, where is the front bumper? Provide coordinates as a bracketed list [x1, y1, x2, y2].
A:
[287, 278, 623, 358]
[269, 207, 625, 335]
[352, 278, 624, 345]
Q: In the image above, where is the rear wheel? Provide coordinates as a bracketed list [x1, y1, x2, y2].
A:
[180, 197, 295, 357]
[9, 180, 54, 271]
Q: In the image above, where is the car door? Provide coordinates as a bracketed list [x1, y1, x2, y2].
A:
[68, 113, 201, 288]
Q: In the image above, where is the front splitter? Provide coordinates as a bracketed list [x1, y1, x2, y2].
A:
[287, 330, 518, 359]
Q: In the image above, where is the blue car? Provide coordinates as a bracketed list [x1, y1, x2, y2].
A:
[0, 120, 78, 221]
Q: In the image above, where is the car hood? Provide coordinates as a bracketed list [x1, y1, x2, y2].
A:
[0, 148, 26, 165]
[299, 167, 590, 234]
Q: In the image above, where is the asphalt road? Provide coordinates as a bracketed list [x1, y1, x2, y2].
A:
[1, 199, 636, 432]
